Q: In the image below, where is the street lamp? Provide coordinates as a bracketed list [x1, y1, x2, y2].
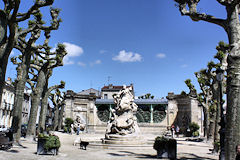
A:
[216, 67, 225, 160]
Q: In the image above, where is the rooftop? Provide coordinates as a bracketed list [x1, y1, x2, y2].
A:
[95, 98, 168, 105]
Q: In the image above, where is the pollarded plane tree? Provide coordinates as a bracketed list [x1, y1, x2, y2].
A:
[185, 41, 229, 152]
[185, 78, 212, 138]
[38, 80, 65, 133]
[185, 62, 217, 141]
[57, 92, 66, 131]
[138, 93, 155, 99]
[26, 43, 67, 138]
[10, 8, 61, 142]
[0, 0, 56, 107]
[212, 41, 229, 153]
[174, 0, 240, 158]
[49, 89, 65, 131]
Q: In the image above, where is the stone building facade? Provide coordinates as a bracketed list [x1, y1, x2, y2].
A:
[0, 79, 32, 128]
[64, 85, 203, 135]
[0, 78, 14, 128]
[101, 84, 134, 99]
[22, 87, 31, 124]
[167, 92, 203, 135]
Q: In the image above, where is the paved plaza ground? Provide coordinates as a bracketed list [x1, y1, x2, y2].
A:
[0, 132, 218, 160]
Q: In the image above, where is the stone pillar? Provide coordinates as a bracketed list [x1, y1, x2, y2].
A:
[150, 104, 153, 123]
[166, 92, 178, 127]
[86, 94, 97, 133]
[64, 90, 74, 120]
[190, 98, 203, 136]
[109, 104, 112, 119]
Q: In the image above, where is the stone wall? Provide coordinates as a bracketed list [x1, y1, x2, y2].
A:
[167, 92, 203, 135]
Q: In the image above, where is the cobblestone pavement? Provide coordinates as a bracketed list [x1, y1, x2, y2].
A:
[0, 132, 218, 160]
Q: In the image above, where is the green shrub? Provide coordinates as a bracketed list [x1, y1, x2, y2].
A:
[153, 136, 176, 150]
[189, 122, 200, 132]
[64, 118, 74, 133]
[38, 133, 61, 150]
[64, 118, 74, 128]
[63, 126, 68, 133]
[189, 122, 200, 137]
[213, 140, 220, 151]
[192, 131, 199, 137]
[44, 135, 61, 150]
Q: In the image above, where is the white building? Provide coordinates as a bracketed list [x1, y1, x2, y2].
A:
[0, 78, 14, 128]
[0, 78, 32, 129]
[101, 84, 134, 99]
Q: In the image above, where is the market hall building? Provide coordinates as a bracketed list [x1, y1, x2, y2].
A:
[64, 84, 203, 135]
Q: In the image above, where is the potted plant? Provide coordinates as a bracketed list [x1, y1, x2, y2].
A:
[37, 133, 61, 155]
[153, 136, 177, 159]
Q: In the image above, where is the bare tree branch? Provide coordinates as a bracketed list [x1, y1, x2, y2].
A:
[16, 0, 54, 22]
[175, 0, 226, 28]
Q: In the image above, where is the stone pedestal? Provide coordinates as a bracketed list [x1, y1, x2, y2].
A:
[103, 133, 145, 145]
[102, 85, 145, 145]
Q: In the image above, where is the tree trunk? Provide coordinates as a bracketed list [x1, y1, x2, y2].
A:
[0, 45, 11, 107]
[11, 77, 26, 142]
[0, 20, 16, 107]
[213, 102, 220, 152]
[0, 66, 6, 108]
[213, 84, 220, 153]
[202, 106, 209, 138]
[58, 104, 65, 131]
[12, 52, 32, 142]
[225, 5, 240, 160]
[26, 70, 46, 138]
[212, 82, 220, 153]
[208, 120, 215, 141]
[38, 87, 49, 133]
[53, 106, 59, 131]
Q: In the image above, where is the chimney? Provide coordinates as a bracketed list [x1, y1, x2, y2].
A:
[109, 84, 113, 89]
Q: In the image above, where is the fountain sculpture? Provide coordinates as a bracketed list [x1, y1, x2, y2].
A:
[103, 85, 144, 145]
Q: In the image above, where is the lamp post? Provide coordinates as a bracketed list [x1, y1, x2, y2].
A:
[216, 67, 225, 160]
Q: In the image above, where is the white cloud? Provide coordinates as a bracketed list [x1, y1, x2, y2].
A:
[77, 61, 86, 67]
[52, 42, 84, 65]
[90, 60, 102, 66]
[63, 42, 83, 57]
[156, 53, 166, 59]
[63, 42, 83, 65]
[181, 64, 188, 68]
[112, 50, 142, 62]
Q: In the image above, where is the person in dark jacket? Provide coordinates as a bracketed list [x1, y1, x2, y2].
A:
[236, 144, 240, 160]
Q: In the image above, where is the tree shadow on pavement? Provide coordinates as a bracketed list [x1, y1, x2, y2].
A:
[178, 153, 217, 160]
[7, 149, 19, 153]
[108, 151, 217, 160]
[108, 151, 157, 159]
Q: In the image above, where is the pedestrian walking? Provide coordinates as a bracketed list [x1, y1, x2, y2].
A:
[77, 124, 80, 135]
[171, 124, 175, 138]
[236, 144, 240, 160]
[176, 125, 180, 138]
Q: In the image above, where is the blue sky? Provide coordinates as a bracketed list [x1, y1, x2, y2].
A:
[6, 0, 228, 98]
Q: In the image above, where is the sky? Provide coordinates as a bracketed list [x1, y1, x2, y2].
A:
[6, 0, 228, 99]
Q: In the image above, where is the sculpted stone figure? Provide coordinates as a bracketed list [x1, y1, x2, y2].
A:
[74, 114, 85, 132]
[105, 85, 140, 137]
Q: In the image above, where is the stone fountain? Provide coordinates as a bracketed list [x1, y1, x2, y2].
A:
[103, 85, 145, 145]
